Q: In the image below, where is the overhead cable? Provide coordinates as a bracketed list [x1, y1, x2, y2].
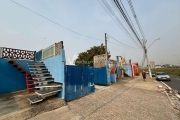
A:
[113, 0, 144, 48]
[10, 0, 103, 41]
[107, 34, 141, 49]
[97, 0, 143, 48]
[127, 0, 147, 42]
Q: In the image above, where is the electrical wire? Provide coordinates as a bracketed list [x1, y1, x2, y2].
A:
[97, 0, 143, 48]
[107, 40, 142, 51]
[127, 0, 147, 42]
[107, 34, 140, 49]
[113, 0, 144, 48]
[10, 0, 103, 41]
[11, 0, 144, 52]
[118, 0, 141, 42]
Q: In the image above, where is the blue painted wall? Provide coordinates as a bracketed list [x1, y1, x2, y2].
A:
[0, 58, 26, 94]
[124, 64, 132, 77]
[83, 66, 94, 95]
[35, 50, 42, 62]
[110, 74, 116, 83]
[106, 61, 111, 85]
[94, 67, 107, 85]
[65, 65, 95, 101]
[15, 60, 33, 74]
[43, 49, 66, 99]
[116, 67, 122, 78]
[94, 61, 111, 85]
[116, 56, 122, 78]
[65, 65, 83, 101]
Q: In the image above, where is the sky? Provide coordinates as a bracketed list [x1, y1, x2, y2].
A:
[0, 0, 180, 66]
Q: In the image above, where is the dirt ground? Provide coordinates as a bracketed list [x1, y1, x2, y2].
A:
[0, 91, 66, 120]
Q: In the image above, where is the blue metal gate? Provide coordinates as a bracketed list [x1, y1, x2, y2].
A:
[65, 65, 95, 101]
[94, 66, 110, 85]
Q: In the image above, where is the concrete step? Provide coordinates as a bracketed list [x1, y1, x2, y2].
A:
[27, 95, 44, 105]
[35, 88, 62, 98]
[28, 64, 45, 67]
[35, 82, 62, 88]
[29, 68, 48, 71]
[32, 75, 52, 79]
[30, 70, 49, 73]
[28, 62, 43, 64]
[28, 66, 46, 69]
[34, 79, 54, 84]
[31, 73, 51, 77]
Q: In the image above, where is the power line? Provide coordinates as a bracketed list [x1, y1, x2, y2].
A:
[107, 34, 140, 49]
[127, 0, 147, 42]
[97, 0, 142, 48]
[113, 0, 144, 48]
[118, 0, 141, 42]
[10, 0, 144, 52]
[107, 40, 142, 51]
[111, 0, 141, 42]
[10, 0, 103, 41]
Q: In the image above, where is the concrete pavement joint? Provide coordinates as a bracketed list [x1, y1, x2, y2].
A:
[85, 79, 141, 119]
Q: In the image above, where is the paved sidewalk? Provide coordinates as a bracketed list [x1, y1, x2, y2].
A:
[29, 76, 180, 120]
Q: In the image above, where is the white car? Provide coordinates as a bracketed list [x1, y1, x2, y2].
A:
[155, 72, 171, 81]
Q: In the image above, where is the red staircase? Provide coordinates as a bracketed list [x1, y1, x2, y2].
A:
[8, 60, 36, 92]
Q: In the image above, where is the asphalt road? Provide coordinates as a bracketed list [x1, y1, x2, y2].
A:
[163, 76, 180, 93]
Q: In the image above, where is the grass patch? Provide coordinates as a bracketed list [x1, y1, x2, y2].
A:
[140, 68, 180, 76]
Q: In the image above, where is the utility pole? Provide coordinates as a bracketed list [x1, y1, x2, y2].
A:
[143, 41, 152, 78]
[105, 33, 108, 60]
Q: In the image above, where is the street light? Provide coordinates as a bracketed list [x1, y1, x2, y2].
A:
[147, 38, 160, 49]
[143, 38, 160, 78]
[173, 55, 180, 67]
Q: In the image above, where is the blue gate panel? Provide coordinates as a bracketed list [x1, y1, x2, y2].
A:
[94, 67, 108, 85]
[116, 67, 122, 78]
[124, 65, 132, 77]
[110, 74, 116, 83]
[65, 65, 83, 101]
[83, 66, 95, 95]
[65, 65, 95, 101]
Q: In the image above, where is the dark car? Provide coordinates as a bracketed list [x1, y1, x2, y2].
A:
[151, 72, 156, 77]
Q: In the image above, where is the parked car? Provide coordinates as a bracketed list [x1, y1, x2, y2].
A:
[146, 71, 149, 74]
[155, 72, 171, 81]
[151, 72, 156, 77]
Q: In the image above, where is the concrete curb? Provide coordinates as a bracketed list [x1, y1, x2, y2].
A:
[161, 81, 172, 90]
[160, 81, 180, 111]
[161, 81, 180, 100]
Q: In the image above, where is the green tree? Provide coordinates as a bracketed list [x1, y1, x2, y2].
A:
[75, 44, 111, 66]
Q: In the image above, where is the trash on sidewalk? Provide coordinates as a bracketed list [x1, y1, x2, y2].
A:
[157, 89, 165, 92]
[165, 89, 173, 93]
[156, 86, 165, 92]
[158, 85, 163, 89]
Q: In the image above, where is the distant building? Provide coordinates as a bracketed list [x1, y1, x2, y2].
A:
[163, 64, 170, 68]
[155, 65, 162, 68]
[150, 61, 155, 68]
